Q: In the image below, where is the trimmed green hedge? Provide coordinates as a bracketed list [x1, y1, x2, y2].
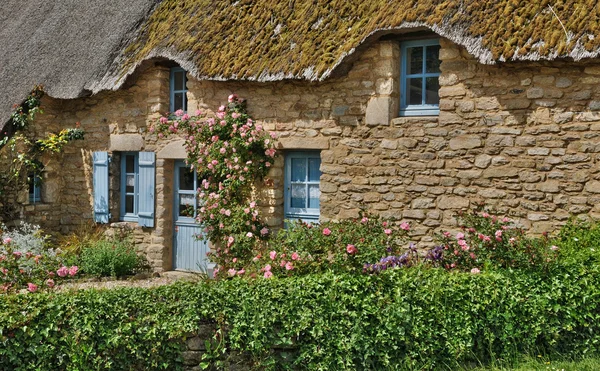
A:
[2, 265, 600, 370]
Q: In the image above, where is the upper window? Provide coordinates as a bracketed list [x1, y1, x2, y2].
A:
[170, 67, 188, 113]
[120, 152, 139, 222]
[400, 39, 441, 116]
[284, 151, 321, 224]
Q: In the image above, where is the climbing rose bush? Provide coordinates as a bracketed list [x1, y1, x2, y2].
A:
[152, 95, 277, 276]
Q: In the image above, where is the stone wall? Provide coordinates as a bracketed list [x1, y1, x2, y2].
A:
[10, 35, 600, 269]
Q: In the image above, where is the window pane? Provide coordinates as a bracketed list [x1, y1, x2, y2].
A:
[179, 194, 195, 217]
[125, 155, 135, 173]
[173, 93, 185, 112]
[291, 158, 306, 182]
[126, 175, 135, 193]
[426, 77, 440, 105]
[308, 185, 320, 208]
[174, 71, 185, 91]
[308, 158, 321, 181]
[407, 78, 423, 106]
[291, 184, 306, 208]
[426, 45, 441, 73]
[407, 46, 423, 74]
[179, 169, 194, 190]
[125, 195, 134, 213]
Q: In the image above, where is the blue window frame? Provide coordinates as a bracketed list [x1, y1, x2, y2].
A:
[170, 67, 188, 113]
[120, 152, 139, 222]
[400, 39, 441, 116]
[284, 151, 321, 223]
[174, 161, 198, 221]
[28, 172, 41, 203]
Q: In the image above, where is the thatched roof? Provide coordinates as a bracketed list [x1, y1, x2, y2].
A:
[3, 0, 600, 130]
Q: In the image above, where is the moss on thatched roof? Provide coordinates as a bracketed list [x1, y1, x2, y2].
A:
[120, 0, 600, 82]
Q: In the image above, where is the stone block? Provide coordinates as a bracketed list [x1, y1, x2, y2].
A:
[365, 97, 392, 126]
[437, 196, 469, 210]
[278, 137, 329, 149]
[109, 134, 143, 151]
[449, 135, 482, 150]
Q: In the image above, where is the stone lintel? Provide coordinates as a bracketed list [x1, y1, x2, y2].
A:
[109, 134, 143, 151]
[157, 140, 187, 159]
[277, 137, 329, 150]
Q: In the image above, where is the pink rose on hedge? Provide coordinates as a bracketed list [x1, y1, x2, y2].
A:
[264, 271, 273, 279]
[13, 251, 22, 258]
[456, 232, 465, 240]
[27, 283, 38, 293]
[57, 266, 68, 277]
[68, 266, 79, 276]
[260, 227, 269, 236]
[269, 251, 277, 260]
[400, 222, 410, 231]
[322, 228, 331, 236]
[470, 268, 481, 274]
[384, 229, 392, 236]
[550, 245, 559, 251]
[46, 279, 55, 288]
[227, 269, 236, 277]
[291, 252, 299, 261]
[159, 116, 168, 124]
[174, 109, 184, 117]
[285, 262, 294, 271]
[346, 244, 358, 255]
[361, 217, 368, 224]
[264, 264, 272, 272]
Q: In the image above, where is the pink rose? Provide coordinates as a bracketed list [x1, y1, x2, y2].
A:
[264, 264, 272, 272]
[228, 94, 238, 102]
[361, 217, 368, 224]
[46, 279, 55, 288]
[285, 262, 294, 271]
[175, 109, 184, 117]
[250, 201, 256, 208]
[236, 269, 245, 276]
[195, 109, 203, 116]
[228, 269, 236, 277]
[264, 271, 273, 278]
[159, 116, 168, 124]
[346, 244, 357, 255]
[322, 228, 332, 236]
[260, 227, 269, 236]
[550, 245, 559, 251]
[13, 251, 22, 258]
[27, 283, 38, 293]
[470, 268, 481, 274]
[57, 266, 68, 277]
[68, 266, 79, 276]
[456, 233, 465, 240]
[384, 229, 392, 236]
[400, 222, 410, 231]
[270, 251, 277, 260]
[232, 112, 241, 119]
[182, 114, 190, 121]
[291, 252, 299, 261]
[246, 232, 253, 238]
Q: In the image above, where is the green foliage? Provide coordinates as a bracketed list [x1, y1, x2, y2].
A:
[2, 260, 600, 370]
[79, 238, 149, 277]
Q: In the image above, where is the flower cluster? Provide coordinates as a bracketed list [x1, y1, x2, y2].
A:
[152, 95, 277, 276]
[1, 237, 78, 293]
[363, 252, 416, 274]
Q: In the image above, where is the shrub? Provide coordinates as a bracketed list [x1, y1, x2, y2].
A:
[2, 265, 600, 370]
[432, 210, 557, 272]
[79, 238, 148, 277]
[229, 215, 411, 278]
[1, 221, 50, 255]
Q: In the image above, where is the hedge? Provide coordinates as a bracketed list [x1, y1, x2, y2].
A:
[1, 264, 600, 370]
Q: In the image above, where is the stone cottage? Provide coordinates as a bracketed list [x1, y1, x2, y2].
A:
[3, 0, 600, 272]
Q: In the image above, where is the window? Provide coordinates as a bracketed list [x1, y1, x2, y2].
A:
[120, 152, 139, 221]
[170, 67, 188, 113]
[28, 172, 41, 203]
[284, 151, 321, 223]
[175, 162, 198, 219]
[400, 39, 441, 116]
[93, 151, 155, 226]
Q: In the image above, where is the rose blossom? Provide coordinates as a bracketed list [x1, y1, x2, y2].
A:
[400, 222, 410, 231]
[346, 244, 358, 255]
[384, 229, 392, 236]
[57, 266, 68, 277]
[322, 228, 331, 236]
[470, 268, 481, 274]
[285, 262, 294, 271]
[291, 252, 299, 261]
[27, 283, 38, 292]
[46, 279, 55, 288]
[264, 271, 273, 278]
[68, 266, 79, 276]
[270, 251, 277, 260]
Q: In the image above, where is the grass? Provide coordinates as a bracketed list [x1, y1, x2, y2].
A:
[464, 355, 600, 371]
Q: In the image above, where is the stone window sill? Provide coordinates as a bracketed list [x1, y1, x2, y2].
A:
[391, 116, 439, 127]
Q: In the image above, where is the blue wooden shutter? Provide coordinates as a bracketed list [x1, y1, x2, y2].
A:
[92, 151, 110, 223]
[137, 151, 156, 227]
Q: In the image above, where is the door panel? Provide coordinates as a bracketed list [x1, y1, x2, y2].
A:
[173, 162, 212, 272]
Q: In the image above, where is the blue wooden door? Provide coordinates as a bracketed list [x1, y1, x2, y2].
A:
[173, 162, 212, 272]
